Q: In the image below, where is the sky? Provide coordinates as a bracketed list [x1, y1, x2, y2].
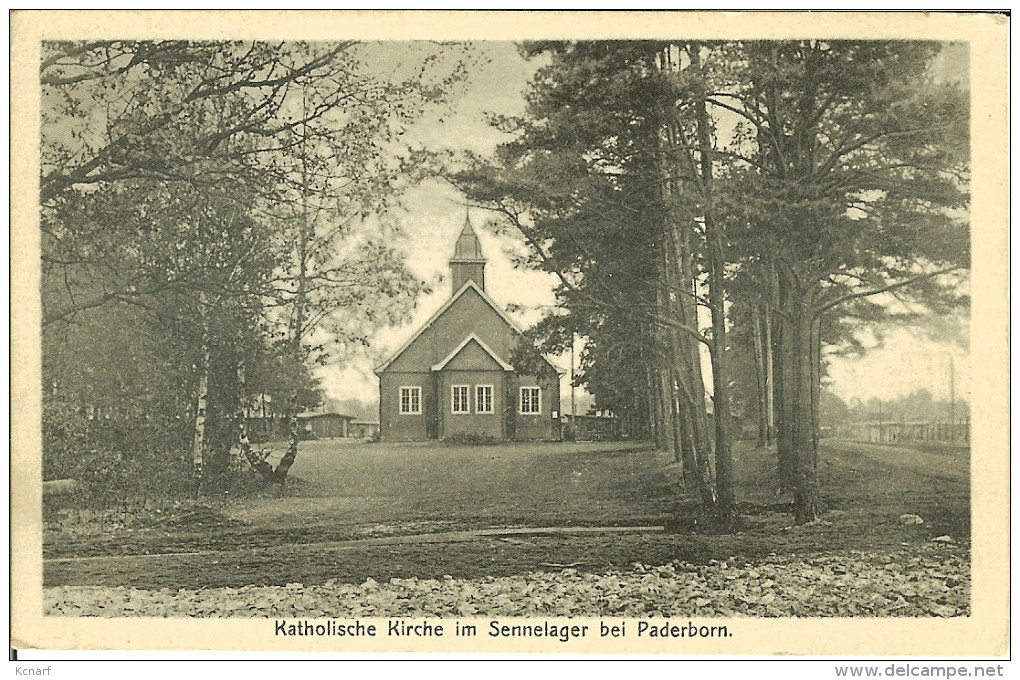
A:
[317, 41, 972, 412]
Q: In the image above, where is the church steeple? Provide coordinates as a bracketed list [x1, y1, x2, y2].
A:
[449, 212, 486, 293]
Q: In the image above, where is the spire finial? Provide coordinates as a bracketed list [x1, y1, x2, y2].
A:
[462, 199, 474, 234]
[458, 202, 479, 241]
[450, 202, 486, 291]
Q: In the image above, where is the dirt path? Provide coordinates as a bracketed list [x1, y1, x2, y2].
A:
[43, 440, 969, 590]
[822, 439, 969, 481]
[46, 524, 665, 565]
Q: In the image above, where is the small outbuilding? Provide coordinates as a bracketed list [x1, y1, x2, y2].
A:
[297, 412, 354, 440]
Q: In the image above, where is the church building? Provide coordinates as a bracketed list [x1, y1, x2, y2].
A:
[375, 217, 562, 442]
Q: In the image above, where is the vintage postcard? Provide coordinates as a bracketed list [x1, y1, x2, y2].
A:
[10, 10, 1009, 659]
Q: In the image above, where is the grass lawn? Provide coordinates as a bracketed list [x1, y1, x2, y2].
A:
[233, 439, 677, 528]
[43, 438, 969, 590]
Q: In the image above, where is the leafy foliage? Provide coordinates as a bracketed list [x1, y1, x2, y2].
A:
[458, 42, 679, 438]
[459, 40, 970, 523]
[40, 40, 471, 495]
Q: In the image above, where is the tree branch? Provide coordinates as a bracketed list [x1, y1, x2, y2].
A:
[813, 267, 961, 318]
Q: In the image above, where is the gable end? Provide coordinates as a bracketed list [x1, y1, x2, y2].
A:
[431, 333, 514, 372]
[375, 280, 524, 374]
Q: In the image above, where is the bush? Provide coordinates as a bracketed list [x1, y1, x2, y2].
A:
[42, 394, 284, 519]
[43, 398, 196, 508]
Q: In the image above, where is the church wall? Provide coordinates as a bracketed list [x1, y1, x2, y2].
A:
[379, 370, 431, 441]
[515, 372, 562, 441]
[379, 366, 560, 441]
[438, 369, 505, 439]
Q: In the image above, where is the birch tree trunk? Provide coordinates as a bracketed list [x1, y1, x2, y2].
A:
[273, 102, 311, 485]
[192, 294, 210, 485]
[273, 250, 306, 485]
[236, 357, 274, 480]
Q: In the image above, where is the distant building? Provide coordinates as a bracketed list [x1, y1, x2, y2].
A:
[297, 412, 353, 440]
[374, 216, 562, 442]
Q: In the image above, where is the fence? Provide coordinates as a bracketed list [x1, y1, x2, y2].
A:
[836, 420, 970, 445]
[561, 414, 621, 441]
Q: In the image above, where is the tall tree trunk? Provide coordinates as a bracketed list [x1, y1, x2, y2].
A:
[771, 260, 796, 492]
[749, 296, 777, 450]
[274, 263, 306, 485]
[236, 358, 252, 464]
[669, 376, 686, 468]
[691, 43, 735, 521]
[676, 232, 716, 507]
[811, 315, 823, 455]
[775, 280, 821, 524]
[676, 391, 702, 498]
[645, 366, 662, 449]
[663, 196, 714, 506]
[655, 42, 717, 511]
[644, 369, 660, 448]
[763, 310, 775, 446]
[775, 305, 795, 493]
[751, 304, 769, 448]
[191, 295, 210, 483]
[237, 358, 273, 479]
[654, 275, 677, 459]
[667, 340, 700, 491]
[274, 109, 311, 485]
[658, 367, 677, 458]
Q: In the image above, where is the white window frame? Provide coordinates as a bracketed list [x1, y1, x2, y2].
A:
[451, 384, 470, 414]
[475, 385, 494, 414]
[399, 386, 421, 415]
[519, 386, 541, 415]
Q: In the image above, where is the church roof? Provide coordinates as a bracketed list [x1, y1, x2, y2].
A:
[374, 279, 524, 375]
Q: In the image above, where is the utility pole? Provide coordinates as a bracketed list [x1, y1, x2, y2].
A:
[949, 355, 955, 443]
[570, 334, 576, 420]
[878, 398, 883, 443]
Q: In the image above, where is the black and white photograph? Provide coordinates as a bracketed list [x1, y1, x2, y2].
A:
[10, 10, 1009, 662]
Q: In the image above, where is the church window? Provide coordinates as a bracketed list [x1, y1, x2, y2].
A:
[452, 385, 470, 414]
[399, 386, 421, 414]
[520, 386, 541, 414]
[476, 385, 494, 414]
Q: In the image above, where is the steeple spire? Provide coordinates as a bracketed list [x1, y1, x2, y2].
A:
[450, 210, 486, 293]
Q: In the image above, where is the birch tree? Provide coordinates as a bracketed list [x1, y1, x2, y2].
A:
[41, 40, 472, 488]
